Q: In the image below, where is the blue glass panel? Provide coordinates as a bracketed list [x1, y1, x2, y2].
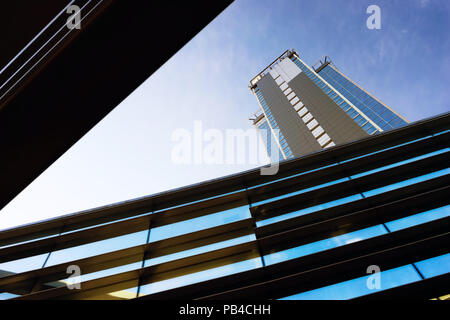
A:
[249, 162, 339, 188]
[0, 233, 59, 249]
[415, 253, 450, 278]
[50, 262, 143, 297]
[351, 149, 449, 179]
[318, 64, 407, 131]
[71, 262, 142, 283]
[149, 205, 251, 242]
[252, 177, 349, 207]
[257, 194, 363, 227]
[339, 134, 433, 164]
[280, 264, 421, 300]
[363, 168, 450, 197]
[0, 292, 20, 300]
[46, 230, 148, 266]
[433, 129, 450, 137]
[61, 212, 152, 235]
[264, 225, 387, 265]
[153, 188, 246, 213]
[145, 234, 256, 267]
[138, 257, 262, 296]
[386, 205, 450, 232]
[0, 253, 49, 273]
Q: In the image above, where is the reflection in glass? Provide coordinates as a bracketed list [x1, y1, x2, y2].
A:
[149, 205, 250, 242]
[280, 264, 421, 300]
[386, 205, 450, 232]
[415, 253, 450, 279]
[264, 225, 387, 265]
[0, 253, 49, 274]
[138, 257, 262, 297]
[363, 168, 450, 197]
[257, 194, 363, 227]
[145, 235, 256, 267]
[46, 230, 148, 266]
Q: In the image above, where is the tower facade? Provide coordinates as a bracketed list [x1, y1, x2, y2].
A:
[250, 50, 408, 160]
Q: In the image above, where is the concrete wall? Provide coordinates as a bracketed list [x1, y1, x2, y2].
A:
[288, 72, 369, 145]
[256, 74, 322, 157]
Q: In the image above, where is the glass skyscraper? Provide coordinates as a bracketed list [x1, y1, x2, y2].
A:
[250, 50, 409, 161]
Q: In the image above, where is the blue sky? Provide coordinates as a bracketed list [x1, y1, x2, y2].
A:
[1, 0, 449, 230]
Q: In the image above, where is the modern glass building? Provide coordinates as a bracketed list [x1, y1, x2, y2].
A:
[250, 50, 409, 161]
[0, 112, 448, 300]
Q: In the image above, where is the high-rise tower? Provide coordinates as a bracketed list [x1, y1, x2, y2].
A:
[250, 49, 408, 160]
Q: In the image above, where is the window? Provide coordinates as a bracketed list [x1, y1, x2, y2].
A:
[298, 107, 308, 117]
[290, 96, 300, 105]
[287, 92, 296, 101]
[280, 264, 421, 300]
[302, 112, 313, 123]
[264, 225, 387, 265]
[317, 133, 331, 146]
[275, 77, 284, 86]
[312, 126, 324, 138]
[257, 193, 362, 227]
[307, 119, 319, 130]
[46, 230, 148, 267]
[279, 82, 288, 91]
[149, 205, 251, 242]
[294, 102, 303, 111]
[284, 87, 292, 95]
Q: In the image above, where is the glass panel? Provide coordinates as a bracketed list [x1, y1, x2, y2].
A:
[302, 113, 313, 123]
[318, 133, 331, 146]
[279, 82, 288, 91]
[0, 233, 59, 249]
[294, 101, 303, 111]
[61, 212, 152, 235]
[0, 292, 20, 300]
[415, 253, 450, 278]
[433, 129, 450, 137]
[307, 119, 318, 130]
[340, 134, 433, 164]
[354, 115, 366, 125]
[151, 187, 246, 213]
[70, 283, 140, 300]
[249, 162, 339, 189]
[290, 96, 300, 105]
[257, 194, 363, 227]
[298, 106, 308, 117]
[280, 264, 421, 300]
[252, 177, 350, 207]
[363, 168, 450, 197]
[145, 235, 256, 267]
[351, 148, 449, 179]
[138, 257, 262, 296]
[48, 263, 142, 299]
[283, 87, 292, 96]
[46, 230, 148, 266]
[286, 92, 296, 100]
[386, 205, 450, 232]
[367, 126, 378, 135]
[149, 205, 251, 242]
[264, 225, 387, 265]
[341, 102, 351, 111]
[275, 77, 284, 85]
[66, 262, 142, 283]
[101, 285, 140, 300]
[0, 253, 49, 274]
